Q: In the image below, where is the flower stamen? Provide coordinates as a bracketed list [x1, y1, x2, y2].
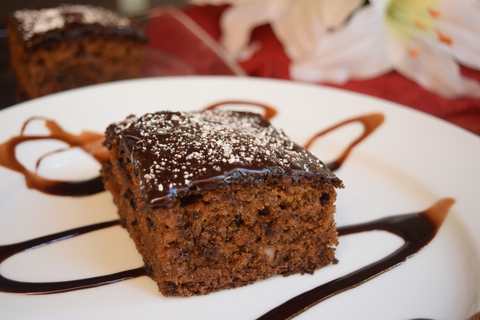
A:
[415, 19, 427, 30]
[386, 0, 441, 41]
[408, 48, 420, 59]
[436, 30, 453, 46]
[428, 8, 441, 19]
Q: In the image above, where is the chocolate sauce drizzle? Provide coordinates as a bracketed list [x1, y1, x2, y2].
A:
[0, 199, 453, 311]
[0, 101, 452, 319]
[304, 113, 385, 171]
[0, 117, 107, 196]
[0, 220, 145, 294]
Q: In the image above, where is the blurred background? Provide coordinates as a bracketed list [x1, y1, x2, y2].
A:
[1, 0, 479, 134]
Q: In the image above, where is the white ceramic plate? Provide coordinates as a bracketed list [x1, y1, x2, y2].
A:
[0, 77, 479, 319]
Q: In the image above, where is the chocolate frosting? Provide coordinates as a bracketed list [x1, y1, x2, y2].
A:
[12, 5, 146, 49]
[105, 110, 342, 207]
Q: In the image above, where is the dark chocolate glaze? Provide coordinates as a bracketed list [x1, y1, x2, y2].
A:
[105, 110, 341, 208]
[11, 5, 146, 50]
[0, 219, 146, 294]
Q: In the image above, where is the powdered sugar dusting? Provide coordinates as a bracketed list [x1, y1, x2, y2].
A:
[14, 5, 130, 41]
[109, 110, 329, 203]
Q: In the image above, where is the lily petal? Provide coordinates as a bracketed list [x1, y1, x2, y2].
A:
[219, 0, 285, 56]
[389, 35, 480, 98]
[272, 0, 363, 60]
[316, 0, 364, 29]
[272, 1, 327, 61]
[291, 6, 392, 83]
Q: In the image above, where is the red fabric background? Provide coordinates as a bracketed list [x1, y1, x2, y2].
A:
[182, 5, 480, 134]
[146, 8, 239, 76]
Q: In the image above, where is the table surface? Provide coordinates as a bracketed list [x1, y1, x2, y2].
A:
[0, 0, 187, 110]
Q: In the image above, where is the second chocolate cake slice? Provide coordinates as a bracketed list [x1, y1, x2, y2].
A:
[102, 110, 343, 296]
[8, 5, 146, 99]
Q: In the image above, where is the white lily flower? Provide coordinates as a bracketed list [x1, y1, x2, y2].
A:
[292, 0, 480, 98]
[191, 0, 363, 60]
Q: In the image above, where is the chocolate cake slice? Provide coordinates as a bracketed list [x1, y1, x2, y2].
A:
[7, 5, 146, 99]
[102, 110, 343, 296]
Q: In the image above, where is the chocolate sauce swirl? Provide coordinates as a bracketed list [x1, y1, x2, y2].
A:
[304, 113, 385, 171]
[0, 117, 107, 196]
[0, 220, 145, 294]
[0, 199, 453, 316]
